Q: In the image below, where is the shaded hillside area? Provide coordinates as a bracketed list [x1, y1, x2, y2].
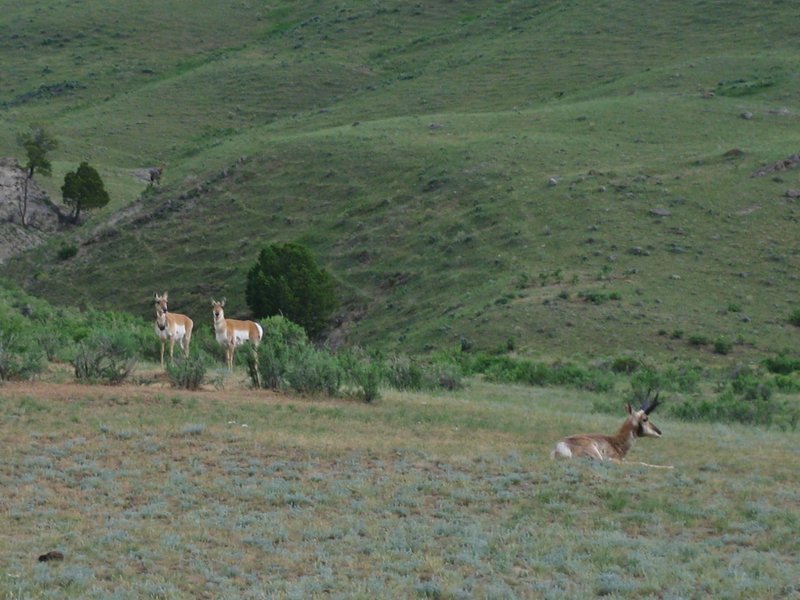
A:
[1, 1, 799, 360]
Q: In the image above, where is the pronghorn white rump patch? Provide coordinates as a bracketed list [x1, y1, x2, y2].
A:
[551, 441, 573, 458]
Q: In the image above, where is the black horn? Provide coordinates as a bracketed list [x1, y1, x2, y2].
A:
[642, 390, 661, 414]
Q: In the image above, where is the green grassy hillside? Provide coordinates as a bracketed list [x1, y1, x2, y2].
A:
[2, 1, 799, 361]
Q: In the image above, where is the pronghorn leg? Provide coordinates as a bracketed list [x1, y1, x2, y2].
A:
[169, 336, 176, 365]
[160, 341, 166, 368]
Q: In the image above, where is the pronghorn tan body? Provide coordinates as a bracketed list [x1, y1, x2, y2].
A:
[211, 299, 263, 370]
[153, 292, 193, 367]
[551, 393, 666, 465]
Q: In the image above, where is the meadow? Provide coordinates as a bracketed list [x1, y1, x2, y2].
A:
[1, 374, 798, 599]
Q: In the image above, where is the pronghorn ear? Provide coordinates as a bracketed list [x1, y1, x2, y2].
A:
[211, 298, 216, 306]
[221, 297, 226, 306]
[625, 403, 633, 415]
[163, 291, 168, 300]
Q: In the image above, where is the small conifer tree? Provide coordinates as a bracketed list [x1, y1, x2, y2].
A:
[246, 242, 338, 339]
[61, 161, 110, 223]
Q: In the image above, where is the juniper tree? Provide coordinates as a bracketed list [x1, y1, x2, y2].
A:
[246, 242, 338, 339]
[61, 162, 110, 223]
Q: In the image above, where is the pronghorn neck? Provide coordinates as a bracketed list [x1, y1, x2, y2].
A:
[608, 418, 639, 458]
[155, 306, 168, 330]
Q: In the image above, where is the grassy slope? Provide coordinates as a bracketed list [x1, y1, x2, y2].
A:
[1, 379, 798, 598]
[1, 1, 799, 361]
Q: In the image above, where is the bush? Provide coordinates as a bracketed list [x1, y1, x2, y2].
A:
[669, 389, 798, 429]
[628, 368, 665, 403]
[668, 365, 799, 429]
[428, 361, 463, 391]
[731, 370, 772, 401]
[714, 337, 733, 355]
[789, 308, 800, 327]
[385, 354, 425, 391]
[166, 354, 208, 390]
[284, 345, 342, 396]
[774, 374, 800, 393]
[247, 316, 310, 390]
[688, 334, 710, 346]
[460, 353, 612, 392]
[0, 333, 44, 381]
[344, 354, 383, 403]
[73, 331, 138, 384]
[661, 363, 702, 393]
[57, 243, 78, 261]
[763, 353, 800, 374]
[36, 331, 69, 362]
[610, 355, 642, 374]
[385, 354, 464, 392]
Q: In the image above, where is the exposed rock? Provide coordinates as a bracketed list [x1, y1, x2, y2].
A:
[0, 157, 59, 230]
[786, 189, 800, 198]
[0, 157, 64, 263]
[740, 111, 753, 120]
[751, 153, 800, 178]
[768, 107, 790, 116]
[649, 208, 671, 217]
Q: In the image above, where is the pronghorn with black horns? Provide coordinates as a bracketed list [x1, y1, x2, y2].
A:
[211, 298, 263, 370]
[551, 389, 672, 468]
[153, 292, 194, 367]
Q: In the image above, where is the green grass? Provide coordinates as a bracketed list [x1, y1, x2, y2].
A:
[2, 1, 800, 362]
[1, 379, 798, 598]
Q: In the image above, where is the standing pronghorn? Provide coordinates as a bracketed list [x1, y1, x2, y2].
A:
[551, 391, 671, 467]
[211, 298, 263, 370]
[153, 292, 194, 367]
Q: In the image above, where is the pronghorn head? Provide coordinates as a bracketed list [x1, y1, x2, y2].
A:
[627, 390, 663, 438]
[211, 298, 226, 322]
[154, 292, 169, 315]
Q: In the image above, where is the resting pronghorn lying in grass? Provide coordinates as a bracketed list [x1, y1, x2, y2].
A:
[153, 292, 193, 367]
[211, 298, 263, 370]
[551, 391, 673, 468]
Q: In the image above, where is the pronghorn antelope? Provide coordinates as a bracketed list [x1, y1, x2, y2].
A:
[551, 391, 672, 468]
[153, 292, 193, 367]
[211, 298, 263, 370]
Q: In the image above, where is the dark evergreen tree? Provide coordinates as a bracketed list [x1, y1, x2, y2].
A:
[246, 242, 338, 339]
[61, 162, 110, 223]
